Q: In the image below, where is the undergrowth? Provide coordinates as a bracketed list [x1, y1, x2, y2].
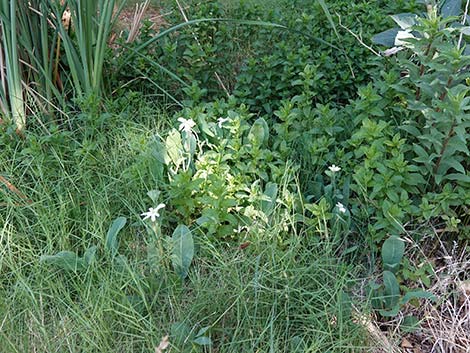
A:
[1, 0, 470, 352]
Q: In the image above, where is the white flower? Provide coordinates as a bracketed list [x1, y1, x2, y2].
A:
[217, 117, 230, 128]
[382, 46, 404, 57]
[177, 118, 196, 133]
[394, 30, 415, 46]
[328, 164, 341, 173]
[336, 202, 347, 214]
[141, 204, 166, 222]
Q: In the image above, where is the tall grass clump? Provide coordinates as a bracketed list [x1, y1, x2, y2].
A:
[0, 0, 122, 132]
[0, 1, 26, 132]
[52, 0, 119, 103]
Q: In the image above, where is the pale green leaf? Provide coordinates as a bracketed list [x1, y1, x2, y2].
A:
[261, 182, 278, 216]
[391, 13, 418, 30]
[172, 225, 194, 279]
[401, 290, 436, 305]
[83, 245, 97, 266]
[193, 336, 212, 346]
[105, 217, 127, 258]
[383, 271, 400, 308]
[382, 236, 405, 270]
[166, 128, 183, 167]
[40, 251, 86, 272]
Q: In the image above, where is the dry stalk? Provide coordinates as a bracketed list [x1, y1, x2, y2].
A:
[336, 14, 381, 57]
[352, 306, 404, 353]
[127, 0, 150, 43]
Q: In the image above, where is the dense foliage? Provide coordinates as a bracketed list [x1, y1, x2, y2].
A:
[1, 0, 470, 351]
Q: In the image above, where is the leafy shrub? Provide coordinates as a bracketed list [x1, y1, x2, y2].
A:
[139, 98, 304, 241]
[111, 0, 421, 113]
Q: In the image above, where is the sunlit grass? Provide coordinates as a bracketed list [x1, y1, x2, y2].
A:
[0, 109, 366, 352]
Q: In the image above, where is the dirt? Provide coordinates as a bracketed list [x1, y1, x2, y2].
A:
[114, 4, 167, 40]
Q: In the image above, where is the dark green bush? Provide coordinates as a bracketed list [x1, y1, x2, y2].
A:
[111, 0, 421, 113]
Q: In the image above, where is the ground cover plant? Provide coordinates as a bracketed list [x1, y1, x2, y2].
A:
[1, 0, 470, 352]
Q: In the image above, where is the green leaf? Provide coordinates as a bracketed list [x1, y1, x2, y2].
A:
[171, 322, 192, 346]
[193, 336, 212, 346]
[261, 182, 278, 216]
[438, 159, 466, 175]
[383, 271, 400, 308]
[379, 305, 401, 317]
[150, 139, 168, 165]
[441, 0, 462, 18]
[290, 336, 306, 352]
[444, 173, 470, 183]
[401, 315, 420, 333]
[83, 245, 97, 266]
[341, 245, 359, 256]
[147, 190, 161, 204]
[339, 291, 352, 320]
[382, 236, 405, 271]
[447, 135, 470, 155]
[413, 144, 432, 164]
[196, 326, 211, 337]
[248, 118, 269, 147]
[166, 128, 183, 167]
[184, 132, 197, 157]
[372, 28, 400, 47]
[391, 13, 418, 30]
[172, 225, 194, 279]
[40, 251, 86, 272]
[105, 217, 127, 258]
[401, 290, 436, 305]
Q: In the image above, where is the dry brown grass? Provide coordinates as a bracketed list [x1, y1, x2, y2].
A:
[412, 239, 470, 353]
[355, 228, 470, 353]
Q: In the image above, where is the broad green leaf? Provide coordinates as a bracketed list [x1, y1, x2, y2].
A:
[40, 251, 86, 272]
[401, 290, 437, 305]
[193, 336, 212, 346]
[105, 217, 127, 258]
[171, 322, 191, 346]
[261, 182, 278, 216]
[441, 0, 462, 18]
[248, 118, 269, 147]
[382, 236, 405, 271]
[147, 190, 161, 204]
[379, 305, 401, 317]
[150, 140, 168, 165]
[413, 143, 432, 164]
[172, 225, 194, 279]
[383, 271, 400, 308]
[166, 128, 183, 167]
[391, 13, 418, 30]
[372, 28, 400, 46]
[444, 173, 470, 183]
[438, 159, 465, 175]
[83, 245, 97, 266]
[196, 326, 211, 337]
[447, 135, 470, 155]
[458, 26, 470, 35]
